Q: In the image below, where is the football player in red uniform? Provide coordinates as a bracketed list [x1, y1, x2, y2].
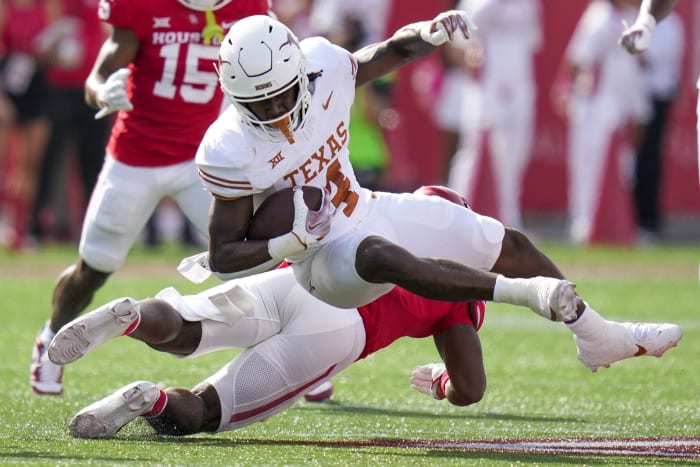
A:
[30, 0, 272, 396]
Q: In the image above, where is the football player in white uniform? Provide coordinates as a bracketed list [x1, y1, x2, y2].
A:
[183, 12, 681, 372]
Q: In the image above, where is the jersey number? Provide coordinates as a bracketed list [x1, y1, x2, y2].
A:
[325, 159, 359, 217]
[153, 43, 219, 103]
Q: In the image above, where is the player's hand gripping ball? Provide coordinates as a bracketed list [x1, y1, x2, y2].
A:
[247, 186, 325, 240]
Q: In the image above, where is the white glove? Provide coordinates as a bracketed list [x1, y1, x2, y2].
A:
[420, 10, 477, 46]
[410, 363, 450, 400]
[178, 251, 282, 283]
[267, 186, 332, 261]
[619, 11, 656, 54]
[94, 68, 133, 119]
[177, 251, 213, 284]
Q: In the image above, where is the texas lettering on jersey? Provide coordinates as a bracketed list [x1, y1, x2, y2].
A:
[278, 120, 358, 217]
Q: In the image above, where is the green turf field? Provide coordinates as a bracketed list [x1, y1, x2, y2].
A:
[1, 242, 698, 466]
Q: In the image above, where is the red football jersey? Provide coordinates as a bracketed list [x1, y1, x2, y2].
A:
[356, 288, 486, 361]
[98, 0, 270, 166]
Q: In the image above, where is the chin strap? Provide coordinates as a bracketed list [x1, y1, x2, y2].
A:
[271, 116, 295, 144]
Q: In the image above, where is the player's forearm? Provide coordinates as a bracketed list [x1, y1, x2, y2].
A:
[84, 73, 104, 109]
[354, 22, 436, 87]
[208, 240, 275, 275]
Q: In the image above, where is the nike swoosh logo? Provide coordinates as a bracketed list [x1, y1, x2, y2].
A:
[307, 221, 326, 231]
[322, 91, 333, 110]
[634, 344, 647, 356]
[221, 20, 236, 29]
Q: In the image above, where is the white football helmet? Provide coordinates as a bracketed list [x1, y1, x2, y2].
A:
[178, 0, 233, 11]
[216, 15, 311, 144]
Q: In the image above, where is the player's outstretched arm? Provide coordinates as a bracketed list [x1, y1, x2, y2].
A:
[354, 10, 477, 87]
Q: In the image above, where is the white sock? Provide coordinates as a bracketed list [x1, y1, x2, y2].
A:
[565, 304, 607, 338]
[492, 275, 531, 307]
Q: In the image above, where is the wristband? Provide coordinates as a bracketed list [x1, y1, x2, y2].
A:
[634, 9, 657, 33]
[268, 232, 304, 261]
[432, 371, 451, 400]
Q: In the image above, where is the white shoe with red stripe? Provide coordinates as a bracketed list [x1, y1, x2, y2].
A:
[48, 298, 140, 365]
[30, 322, 63, 395]
[69, 381, 162, 439]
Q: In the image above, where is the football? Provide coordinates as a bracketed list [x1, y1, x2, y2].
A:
[247, 186, 324, 240]
[413, 185, 470, 208]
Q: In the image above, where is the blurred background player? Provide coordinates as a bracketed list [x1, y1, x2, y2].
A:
[30, 0, 110, 245]
[0, 0, 51, 250]
[628, 6, 684, 244]
[552, 0, 648, 245]
[432, 0, 472, 186]
[30, 0, 273, 396]
[446, 0, 542, 231]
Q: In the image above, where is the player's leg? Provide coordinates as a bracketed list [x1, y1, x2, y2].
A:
[69, 295, 365, 438]
[491, 227, 566, 281]
[202, 312, 365, 432]
[56, 158, 162, 330]
[31, 158, 162, 395]
[49, 269, 304, 365]
[358, 192, 681, 371]
[146, 384, 221, 435]
[69, 382, 220, 438]
[48, 296, 201, 365]
[492, 227, 682, 371]
[353, 234, 577, 322]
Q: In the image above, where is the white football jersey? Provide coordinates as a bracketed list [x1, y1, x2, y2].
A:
[196, 37, 372, 242]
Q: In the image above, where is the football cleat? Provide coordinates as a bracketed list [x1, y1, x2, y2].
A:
[410, 363, 450, 400]
[69, 381, 161, 439]
[304, 380, 334, 402]
[30, 322, 63, 395]
[48, 298, 140, 365]
[570, 310, 683, 372]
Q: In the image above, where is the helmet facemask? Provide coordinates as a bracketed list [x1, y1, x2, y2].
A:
[216, 15, 312, 144]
